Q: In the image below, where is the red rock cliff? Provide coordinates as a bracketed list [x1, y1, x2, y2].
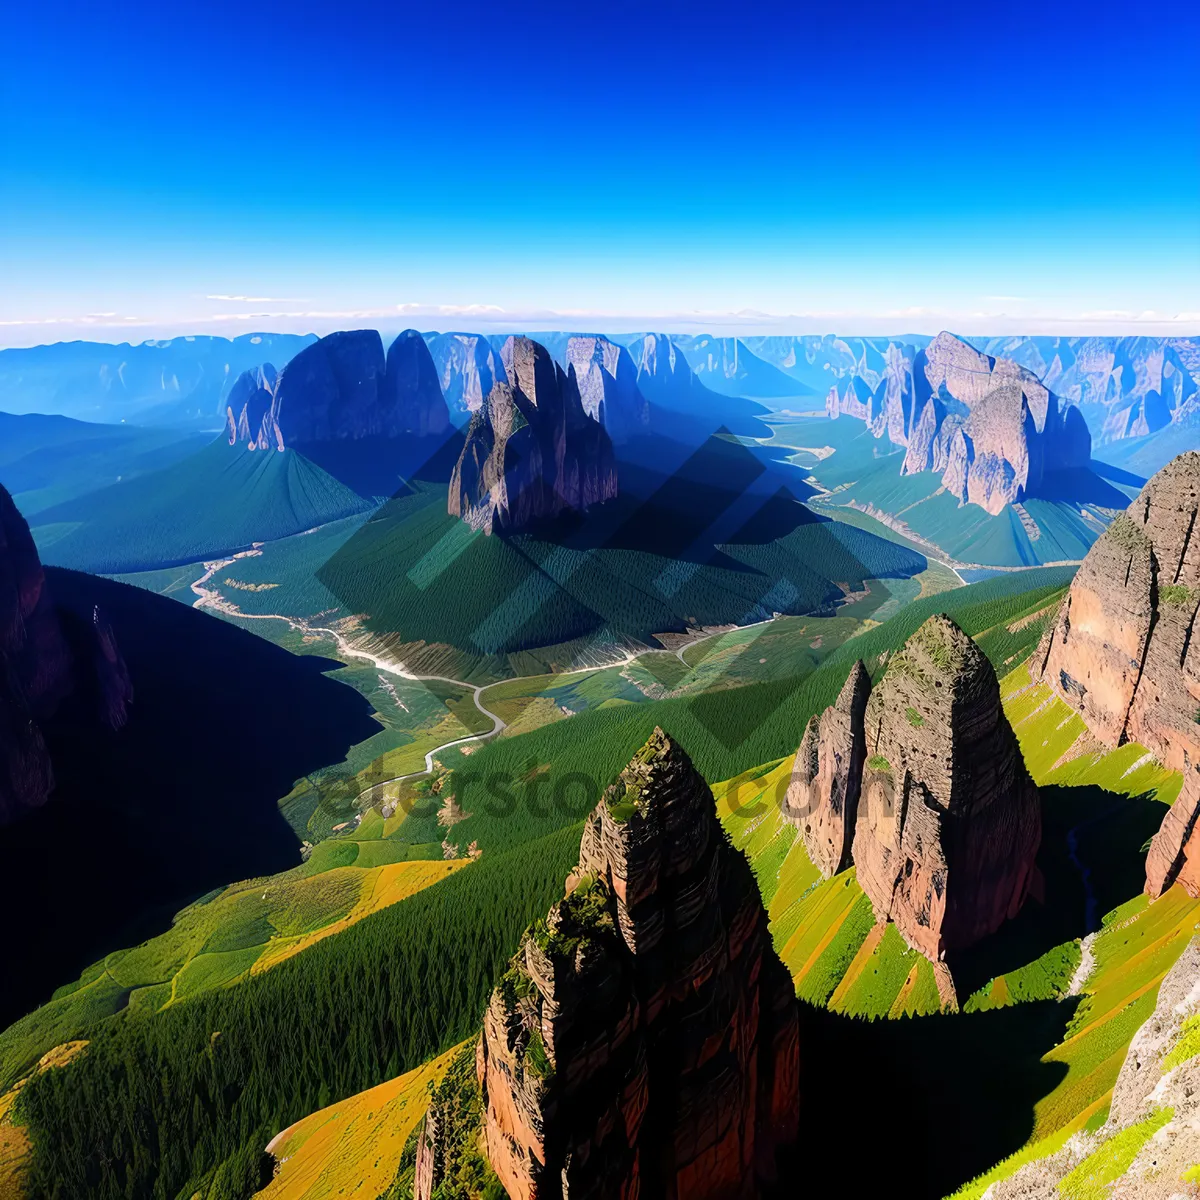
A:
[1034, 451, 1200, 772]
[1145, 765, 1200, 899]
[783, 659, 870, 878]
[852, 615, 1042, 960]
[476, 728, 799, 1200]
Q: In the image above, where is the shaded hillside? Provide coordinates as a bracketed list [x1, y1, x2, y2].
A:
[0, 568, 379, 1032]
[30, 439, 375, 573]
[0, 412, 208, 515]
[318, 455, 925, 669]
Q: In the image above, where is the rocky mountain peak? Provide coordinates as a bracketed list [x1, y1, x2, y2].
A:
[448, 337, 617, 534]
[563, 335, 649, 443]
[226, 328, 451, 451]
[1035, 450, 1200, 771]
[784, 659, 871, 877]
[224, 362, 280, 450]
[473, 727, 799, 1200]
[828, 331, 1092, 516]
[853, 614, 1042, 961]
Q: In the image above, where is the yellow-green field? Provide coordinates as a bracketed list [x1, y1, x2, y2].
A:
[0, 1041, 88, 1199]
[713, 660, 1199, 1200]
[0, 810, 466, 1091]
[255, 1043, 464, 1200]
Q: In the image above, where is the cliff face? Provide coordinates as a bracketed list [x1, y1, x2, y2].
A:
[563, 336, 649, 444]
[853, 615, 1042, 960]
[425, 331, 507, 417]
[629, 331, 713, 409]
[1034, 452, 1200, 772]
[1145, 766, 1200, 899]
[826, 332, 1092, 515]
[225, 363, 281, 450]
[476, 728, 799, 1200]
[982, 335, 1199, 445]
[448, 337, 618, 534]
[228, 329, 451, 448]
[0, 484, 130, 824]
[784, 660, 870, 878]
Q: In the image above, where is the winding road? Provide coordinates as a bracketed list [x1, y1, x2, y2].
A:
[190, 554, 512, 797]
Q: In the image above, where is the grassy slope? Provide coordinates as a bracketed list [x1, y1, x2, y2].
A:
[0, 413, 211, 516]
[0, 568, 1124, 1199]
[313, 479, 925, 677]
[255, 1043, 464, 1200]
[30, 439, 374, 573]
[711, 655, 1197, 1199]
[0, 809, 458, 1090]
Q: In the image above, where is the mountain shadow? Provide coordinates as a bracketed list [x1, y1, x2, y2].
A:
[0, 569, 379, 1031]
[948, 782, 1169, 1003]
[292, 428, 465, 499]
[783, 997, 1075, 1199]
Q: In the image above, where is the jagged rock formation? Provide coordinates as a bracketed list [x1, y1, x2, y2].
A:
[1034, 452, 1200, 772]
[824, 332, 1092, 514]
[1144, 766, 1200, 899]
[424, 331, 507, 417]
[671, 335, 801, 398]
[983, 335, 1199, 445]
[629, 331, 717, 409]
[825, 340, 924, 452]
[476, 728, 799, 1200]
[0, 484, 130, 824]
[228, 329, 451, 449]
[225, 363, 281, 450]
[784, 660, 870, 877]
[853, 615, 1042, 959]
[448, 337, 618, 533]
[562, 335, 649, 443]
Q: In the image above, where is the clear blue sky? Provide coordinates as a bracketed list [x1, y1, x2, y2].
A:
[2, 0, 1198, 345]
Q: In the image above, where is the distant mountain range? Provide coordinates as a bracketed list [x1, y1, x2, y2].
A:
[0, 333, 316, 426]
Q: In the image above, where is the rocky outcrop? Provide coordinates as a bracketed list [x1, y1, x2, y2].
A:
[224, 363, 281, 450]
[784, 660, 870, 877]
[983, 334, 1199, 446]
[853, 615, 1042, 959]
[911, 333, 1090, 514]
[448, 337, 618, 534]
[629, 331, 717, 410]
[671, 335, 801, 398]
[425, 331, 507, 417]
[825, 332, 1092, 515]
[1034, 452, 1200, 772]
[826, 341, 921, 451]
[0, 484, 130, 824]
[562, 336, 649, 443]
[380, 330, 452, 439]
[228, 329, 451, 449]
[1144, 766, 1200, 899]
[476, 728, 799, 1200]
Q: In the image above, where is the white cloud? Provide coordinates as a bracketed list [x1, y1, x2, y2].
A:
[205, 294, 313, 303]
[2, 301, 1198, 347]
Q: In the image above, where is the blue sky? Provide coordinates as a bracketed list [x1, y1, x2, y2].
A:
[2, 0, 1198, 345]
